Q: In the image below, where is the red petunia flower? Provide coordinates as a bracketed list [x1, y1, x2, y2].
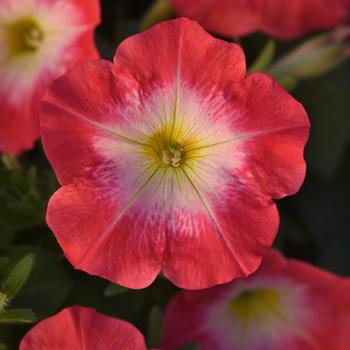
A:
[41, 18, 309, 290]
[162, 249, 350, 350]
[0, 0, 100, 155]
[20, 306, 149, 350]
[170, 0, 350, 39]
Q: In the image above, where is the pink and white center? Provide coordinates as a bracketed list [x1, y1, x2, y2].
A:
[93, 84, 245, 233]
[0, 0, 87, 104]
[206, 278, 314, 349]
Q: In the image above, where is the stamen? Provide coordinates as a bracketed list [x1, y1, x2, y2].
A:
[24, 27, 43, 49]
[162, 150, 171, 165]
[171, 150, 182, 167]
[146, 131, 187, 169]
[161, 144, 184, 168]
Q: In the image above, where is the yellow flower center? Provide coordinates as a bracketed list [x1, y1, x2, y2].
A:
[144, 127, 200, 170]
[5, 17, 44, 57]
[230, 288, 280, 322]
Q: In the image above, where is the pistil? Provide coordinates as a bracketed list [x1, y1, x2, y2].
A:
[162, 143, 184, 168]
[24, 27, 43, 50]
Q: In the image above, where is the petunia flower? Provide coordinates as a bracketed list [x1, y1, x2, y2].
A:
[20, 306, 151, 350]
[41, 18, 309, 290]
[170, 0, 350, 39]
[162, 249, 350, 350]
[0, 0, 100, 154]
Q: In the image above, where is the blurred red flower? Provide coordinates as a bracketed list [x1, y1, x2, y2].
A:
[171, 0, 350, 39]
[162, 249, 350, 350]
[41, 18, 309, 290]
[20, 306, 148, 350]
[0, 0, 100, 154]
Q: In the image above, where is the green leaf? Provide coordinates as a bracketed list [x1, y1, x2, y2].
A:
[276, 76, 298, 91]
[3, 254, 35, 301]
[0, 164, 55, 231]
[248, 40, 275, 73]
[0, 343, 8, 350]
[104, 283, 129, 297]
[140, 0, 174, 31]
[147, 306, 163, 348]
[27, 166, 37, 190]
[10, 171, 30, 195]
[0, 257, 9, 270]
[1, 154, 21, 172]
[0, 293, 8, 312]
[0, 247, 74, 318]
[0, 309, 36, 324]
[0, 169, 43, 230]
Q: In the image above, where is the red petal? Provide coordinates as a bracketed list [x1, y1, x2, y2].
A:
[163, 183, 279, 289]
[47, 182, 164, 289]
[20, 306, 147, 349]
[0, 96, 39, 154]
[171, 0, 350, 39]
[228, 73, 309, 199]
[114, 17, 246, 95]
[41, 60, 117, 184]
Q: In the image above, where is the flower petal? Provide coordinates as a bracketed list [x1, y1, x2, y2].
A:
[113, 17, 246, 96]
[41, 60, 119, 184]
[42, 18, 309, 290]
[162, 249, 350, 350]
[171, 0, 260, 38]
[163, 183, 279, 289]
[47, 181, 165, 289]
[228, 73, 310, 199]
[171, 0, 350, 39]
[260, 0, 350, 39]
[0, 95, 39, 154]
[20, 306, 147, 350]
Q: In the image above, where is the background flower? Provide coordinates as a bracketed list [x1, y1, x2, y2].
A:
[0, 0, 100, 154]
[20, 306, 148, 349]
[162, 249, 350, 350]
[170, 0, 350, 39]
[41, 18, 309, 290]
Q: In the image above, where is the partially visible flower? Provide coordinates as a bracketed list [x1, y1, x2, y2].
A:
[268, 25, 350, 82]
[170, 0, 350, 39]
[0, 0, 100, 154]
[162, 249, 350, 350]
[20, 306, 149, 349]
[41, 18, 309, 290]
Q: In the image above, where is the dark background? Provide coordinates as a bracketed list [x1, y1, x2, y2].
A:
[1, 0, 349, 349]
